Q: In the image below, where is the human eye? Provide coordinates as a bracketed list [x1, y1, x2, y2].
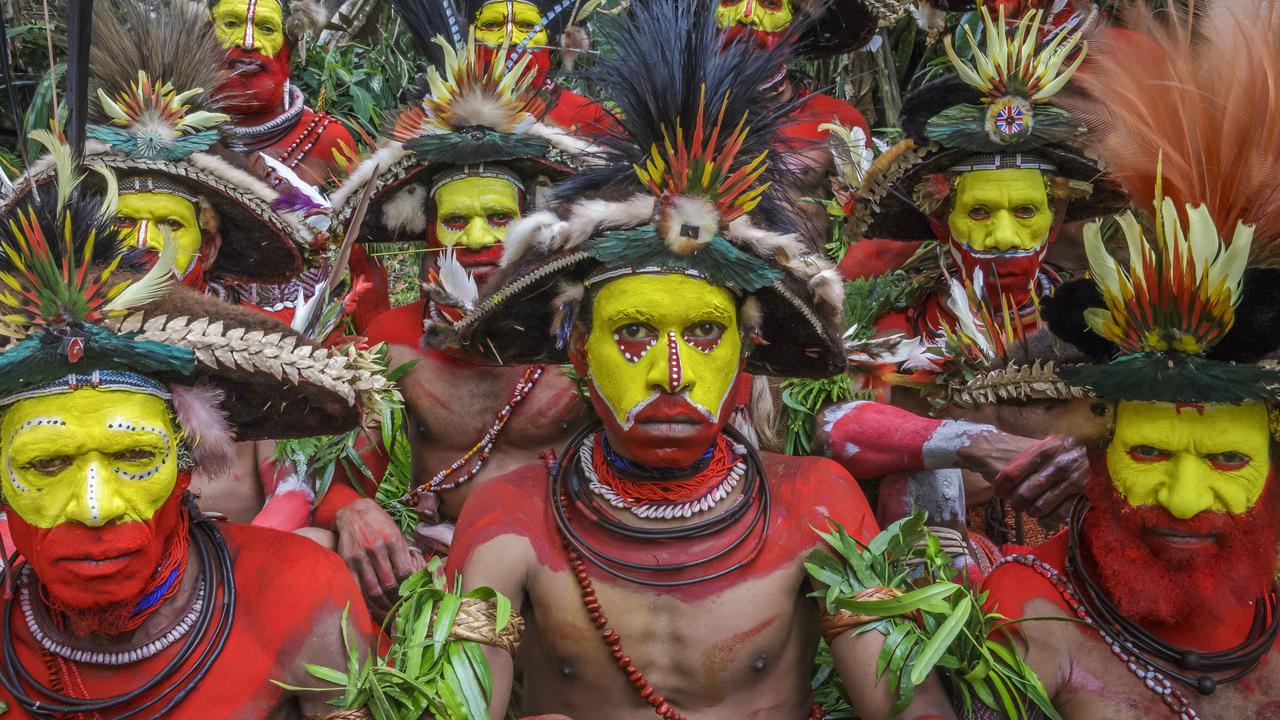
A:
[1127, 445, 1172, 463]
[25, 456, 72, 476]
[615, 323, 655, 342]
[159, 218, 185, 232]
[487, 212, 514, 227]
[1206, 451, 1251, 472]
[967, 206, 991, 221]
[683, 321, 726, 352]
[1013, 205, 1040, 219]
[114, 448, 159, 464]
[441, 215, 468, 231]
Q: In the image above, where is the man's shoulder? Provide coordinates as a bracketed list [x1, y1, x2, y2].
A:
[221, 523, 364, 607]
[758, 450, 877, 541]
[982, 532, 1072, 619]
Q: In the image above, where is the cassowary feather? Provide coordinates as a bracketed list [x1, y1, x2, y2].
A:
[1063, 0, 1280, 263]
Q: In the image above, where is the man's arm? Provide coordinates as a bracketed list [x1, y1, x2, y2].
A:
[446, 469, 542, 720]
[830, 629, 956, 720]
[815, 400, 1087, 522]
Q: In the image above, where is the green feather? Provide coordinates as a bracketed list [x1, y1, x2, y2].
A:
[926, 104, 1083, 154]
[1061, 354, 1280, 404]
[0, 326, 196, 396]
[403, 129, 550, 166]
[587, 227, 782, 292]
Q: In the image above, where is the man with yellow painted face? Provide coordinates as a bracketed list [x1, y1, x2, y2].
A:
[445, 4, 958, 717]
[812, 8, 1126, 558]
[208, 0, 356, 188]
[714, 0, 874, 234]
[463, 0, 617, 138]
[317, 17, 590, 616]
[979, 5, 1280, 715]
[0, 167, 377, 718]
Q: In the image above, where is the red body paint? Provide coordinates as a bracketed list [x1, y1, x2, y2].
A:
[819, 400, 943, 478]
[448, 451, 879, 602]
[0, 523, 373, 719]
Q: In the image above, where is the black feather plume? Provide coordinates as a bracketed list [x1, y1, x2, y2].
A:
[554, 0, 800, 223]
[388, 0, 465, 68]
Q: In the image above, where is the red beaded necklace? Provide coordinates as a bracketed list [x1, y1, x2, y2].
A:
[590, 433, 739, 506]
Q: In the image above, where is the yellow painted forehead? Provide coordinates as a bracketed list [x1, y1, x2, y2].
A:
[212, 0, 284, 21]
[476, 0, 543, 21]
[953, 168, 1048, 199]
[117, 192, 199, 220]
[1113, 400, 1271, 445]
[591, 274, 737, 327]
[432, 176, 521, 210]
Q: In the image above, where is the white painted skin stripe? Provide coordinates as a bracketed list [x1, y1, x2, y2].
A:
[242, 0, 258, 49]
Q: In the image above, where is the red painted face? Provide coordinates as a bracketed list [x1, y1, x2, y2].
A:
[7, 481, 189, 635]
[1081, 455, 1280, 628]
[218, 42, 292, 117]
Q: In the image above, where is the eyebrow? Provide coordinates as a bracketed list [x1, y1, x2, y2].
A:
[105, 421, 170, 443]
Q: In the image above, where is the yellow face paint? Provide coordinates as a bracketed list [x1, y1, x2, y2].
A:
[715, 0, 794, 32]
[473, 1, 548, 48]
[586, 274, 741, 427]
[212, 0, 285, 57]
[947, 169, 1053, 254]
[433, 176, 521, 249]
[115, 192, 204, 278]
[1, 389, 179, 529]
[1106, 401, 1271, 519]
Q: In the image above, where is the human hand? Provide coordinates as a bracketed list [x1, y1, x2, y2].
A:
[335, 497, 425, 613]
[992, 435, 1088, 524]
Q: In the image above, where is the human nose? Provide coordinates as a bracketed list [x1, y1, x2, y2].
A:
[132, 219, 158, 252]
[1156, 455, 1216, 519]
[460, 218, 499, 249]
[987, 212, 1026, 252]
[63, 457, 129, 527]
[645, 330, 693, 395]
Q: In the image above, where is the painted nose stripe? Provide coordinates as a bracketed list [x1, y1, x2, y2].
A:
[135, 220, 151, 249]
[242, 0, 258, 49]
[666, 330, 682, 393]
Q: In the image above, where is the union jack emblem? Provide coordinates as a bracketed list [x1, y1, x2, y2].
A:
[995, 105, 1025, 135]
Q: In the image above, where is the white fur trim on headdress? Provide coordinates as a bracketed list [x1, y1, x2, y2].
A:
[171, 383, 236, 478]
[381, 183, 430, 235]
[501, 210, 566, 265]
[329, 142, 411, 211]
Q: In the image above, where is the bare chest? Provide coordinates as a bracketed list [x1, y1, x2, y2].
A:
[391, 347, 586, 448]
[518, 552, 819, 718]
[1056, 623, 1280, 720]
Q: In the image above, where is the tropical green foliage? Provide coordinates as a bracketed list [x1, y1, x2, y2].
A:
[805, 512, 1060, 720]
[281, 558, 512, 720]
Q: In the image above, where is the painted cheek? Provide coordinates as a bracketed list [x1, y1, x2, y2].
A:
[613, 332, 656, 364]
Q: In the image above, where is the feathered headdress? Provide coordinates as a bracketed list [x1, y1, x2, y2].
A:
[1, 0, 312, 284]
[0, 142, 380, 439]
[849, 6, 1124, 242]
[454, 0, 847, 378]
[1043, 0, 1280, 403]
[330, 0, 581, 244]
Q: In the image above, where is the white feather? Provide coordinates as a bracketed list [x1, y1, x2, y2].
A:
[103, 227, 178, 312]
[438, 246, 479, 309]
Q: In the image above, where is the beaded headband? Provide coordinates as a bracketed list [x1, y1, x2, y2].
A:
[119, 175, 201, 204]
[947, 153, 1058, 173]
[0, 371, 171, 407]
[429, 164, 526, 198]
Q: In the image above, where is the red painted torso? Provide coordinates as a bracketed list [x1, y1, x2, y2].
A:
[366, 301, 588, 521]
[0, 523, 372, 719]
[982, 533, 1280, 720]
[544, 86, 619, 139]
[242, 106, 357, 190]
[449, 452, 878, 719]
